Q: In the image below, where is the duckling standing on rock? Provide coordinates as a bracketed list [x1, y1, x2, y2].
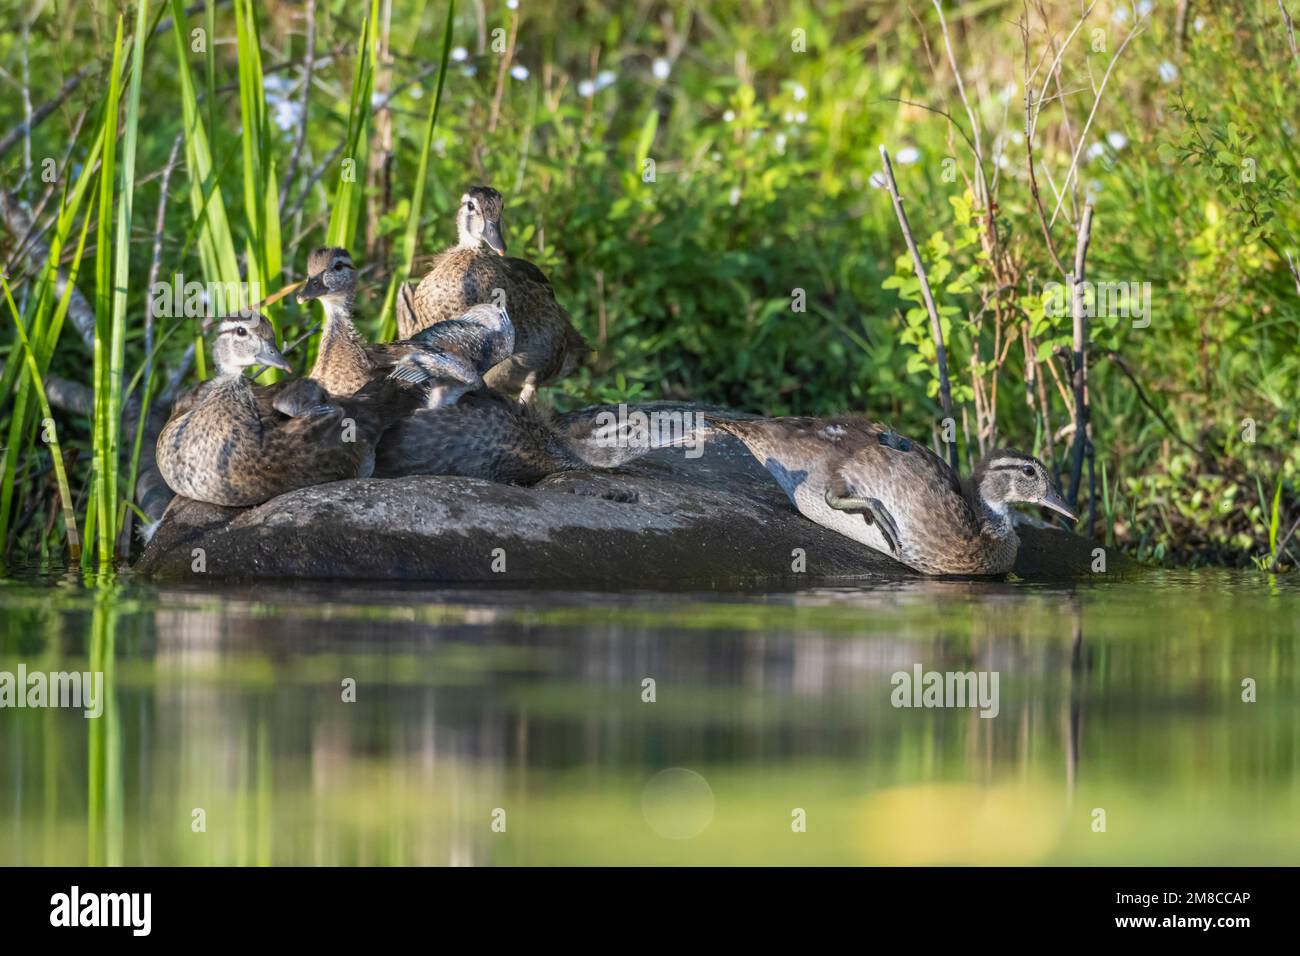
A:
[402, 186, 591, 402]
[710, 417, 1075, 576]
[298, 246, 514, 398]
[157, 313, 427, 507]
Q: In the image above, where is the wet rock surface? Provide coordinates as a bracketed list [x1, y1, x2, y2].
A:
[135, 403, 1138, 585]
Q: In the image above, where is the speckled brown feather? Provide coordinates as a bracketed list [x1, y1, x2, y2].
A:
[374, 390, 697, 485]
[158, 373, 425, 507]
[710, 416, 1021, 575]
[374, 390, 582, 484]
[404, 236, 590, 396]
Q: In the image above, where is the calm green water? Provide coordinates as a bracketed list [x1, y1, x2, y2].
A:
[0, 569, 1296, 865]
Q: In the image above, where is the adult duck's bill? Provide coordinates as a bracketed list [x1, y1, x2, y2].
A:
[1040, 487, 1078, 522]
[482, 221, 507, 256]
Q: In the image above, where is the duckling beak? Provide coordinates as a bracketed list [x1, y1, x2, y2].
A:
[296, 274, 326, 303]
[1039, 488, 1078, 523]
[482, 221, 507, 256]
[256, 342, 294, 373]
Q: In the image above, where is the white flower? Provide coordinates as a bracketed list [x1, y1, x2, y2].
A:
[895, 146, 920, 165]
[782, 111, 794, 122]
[578, 79, 595, 97]
[1136, 0, 1154, 16]
[370, 91, 385, 109]
[263, 75, 301, 131]
[1158, 61, 1178, 83]
[728, 186, 741, 206]
[869, 170, 887, 189]
[506, 0, 518, 8]
[710, 151, 722, 161]
[1086, 141, 1106, 161]
[272, 98, 302, 131]
[451, 46, 468, 62]
[794, 111, 807, 124]
[1194, 17, 1205, 32]
[461, 65, 477, 77]
[510, 64, 529, 81]
[723, 109, 735, 122]
[1086, 179, 1102, 201]
[652, 58, 670, 80]
[1106, 131, 1128, 151]
[774, 132, 787, 153]
[1112, 7, 1129, 24]
[596, 70, 616, 91]
[791, 82, 807, 102]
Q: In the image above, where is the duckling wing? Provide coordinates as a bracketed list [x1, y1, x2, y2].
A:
[408, 318, 514, 374]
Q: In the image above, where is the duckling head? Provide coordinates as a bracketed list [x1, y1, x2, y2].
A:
[297, 247, 357, 305]
[973, 450, 1077, 523]
[455, 186, 506, 255]
[211, 312, 292, 377]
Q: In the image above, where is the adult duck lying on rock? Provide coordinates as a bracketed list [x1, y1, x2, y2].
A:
[400, 185, 591, 402]
[710, 416, 1076, 576]
[298, 245, 514, 402]
[156, 312, 427, 507]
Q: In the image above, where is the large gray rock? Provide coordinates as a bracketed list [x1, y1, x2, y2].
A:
[134, 403, 1138, 584]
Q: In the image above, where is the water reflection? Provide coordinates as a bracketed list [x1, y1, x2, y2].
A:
[0, 572, 1297, 864]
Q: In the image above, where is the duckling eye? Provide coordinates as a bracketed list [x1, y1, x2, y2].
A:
[235, 326, 248, 338]
[1021, 465, 1035, 478]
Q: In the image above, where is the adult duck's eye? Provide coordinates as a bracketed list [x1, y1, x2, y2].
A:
[1021, 465, 1034, 477]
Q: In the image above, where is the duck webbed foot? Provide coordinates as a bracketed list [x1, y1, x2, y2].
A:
[824, 483, 901, 557]
[541, 473, 641, 503]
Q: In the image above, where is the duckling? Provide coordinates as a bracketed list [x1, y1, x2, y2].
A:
[297, 246, 514, 397]
[404, 186, 591, 402]
[157, 313, 425, 507]
[374, 369, 698, 485]
[710, 417, 1076, 576]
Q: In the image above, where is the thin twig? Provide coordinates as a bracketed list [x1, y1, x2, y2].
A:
[1067, 204, 1094, 509]
[0, 66, 91, 161]
[879, 145, 959, 473]
[1048, 13, 1146, 229]
[279, 0, 317, 212]
[1279, 0, 1300, 88]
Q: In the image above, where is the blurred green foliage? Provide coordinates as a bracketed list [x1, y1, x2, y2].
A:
[0, 0, 1298, 567]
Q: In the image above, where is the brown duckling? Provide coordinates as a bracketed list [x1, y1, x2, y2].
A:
[403, 186, 591, 402]
[297, 246, 514, 397]
[157, 313, 425, 507]
[710, 417, 1076, 575]
[374, 368, 699, 485]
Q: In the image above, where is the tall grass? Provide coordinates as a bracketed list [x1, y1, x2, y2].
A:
[327, 0, 380, 252]
[233, 0, 282, 356]
[170, 0, 241, 381]
[378, 0, 457, 342]
[1, 277, 80, 561]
